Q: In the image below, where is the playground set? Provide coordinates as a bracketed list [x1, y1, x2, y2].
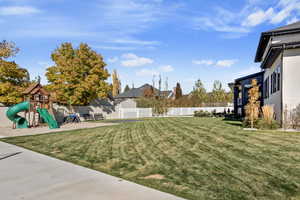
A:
[6, 83, 59, 129]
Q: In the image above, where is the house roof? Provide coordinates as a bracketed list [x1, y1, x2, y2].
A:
[234, 71, 264, 83]
[255, 21, 300, 62]
[115, 84, 172, 99]
[266, 21, 300, 32]
[115, 84, 154, 99]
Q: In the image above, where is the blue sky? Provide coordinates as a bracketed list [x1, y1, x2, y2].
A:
[1, 0, 300, 93]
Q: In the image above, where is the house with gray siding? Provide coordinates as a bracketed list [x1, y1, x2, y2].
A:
[233, 21, 300, 123]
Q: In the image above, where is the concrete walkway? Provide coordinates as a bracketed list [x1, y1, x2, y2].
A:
[0, 142, 185, 200]
[0, 122, 117, 138]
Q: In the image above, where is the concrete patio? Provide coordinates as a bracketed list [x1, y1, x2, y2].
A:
[0, 142, 185, 200]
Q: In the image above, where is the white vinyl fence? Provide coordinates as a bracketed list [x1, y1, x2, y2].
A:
[167, 107, 232, 116]
[118, 108, 152, 119]
[117, 107, 233, 119]
[0, 105, 233, 127]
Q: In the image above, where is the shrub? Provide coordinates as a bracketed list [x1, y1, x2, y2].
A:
[257, 119, 279, 130]
[261, 105, 274, 124]
[194, 110, 213, 117]
[242, 118, 259, 128]
[290, 104, 300, 129]
[152, 100, 168, 116]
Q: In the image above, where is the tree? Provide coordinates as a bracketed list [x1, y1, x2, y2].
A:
[112, 69, 121, 97]
[245, 79, 260, 128]
[143, 86, 155, 98]
[46, 42, 110, 106]
[211, 80, 226, 103]
[0, 40, 29, 105]
[124, 84, 130, 92]
[175, 82, 183, 99]
[192, 79, 207, 102]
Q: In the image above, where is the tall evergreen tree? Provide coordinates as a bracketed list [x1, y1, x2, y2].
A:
[0, 40, 29, 105]
[124, 84, 130, 92]
[46, 42, 110, 106]
[175, 82, 183, 99]
[112, 69, 121, 97]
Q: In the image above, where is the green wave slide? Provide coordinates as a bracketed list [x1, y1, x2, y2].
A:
[36, 108, 59, 129]
[6, 101, 30, 128]
[6, 101, 59, 129]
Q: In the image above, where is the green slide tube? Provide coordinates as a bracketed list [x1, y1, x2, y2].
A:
[37, 108, 59, 129]
[6, 101, 30, 129]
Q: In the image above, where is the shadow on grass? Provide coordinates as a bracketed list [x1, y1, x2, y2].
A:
[225, 122, 243, 127]
[222, 118, 243, 127]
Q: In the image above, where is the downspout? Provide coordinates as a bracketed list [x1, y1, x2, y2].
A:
[280, 44, 284, 126]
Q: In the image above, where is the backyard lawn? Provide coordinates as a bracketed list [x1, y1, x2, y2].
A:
[2, 117, 300, 200]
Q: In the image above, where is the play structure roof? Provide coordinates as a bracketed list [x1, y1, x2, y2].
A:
[22, 83, 50, 95]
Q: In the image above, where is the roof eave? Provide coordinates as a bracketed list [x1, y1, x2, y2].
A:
[255, 28, 300, 62]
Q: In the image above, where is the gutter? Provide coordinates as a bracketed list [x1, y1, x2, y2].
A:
[260, 41, 300, 69]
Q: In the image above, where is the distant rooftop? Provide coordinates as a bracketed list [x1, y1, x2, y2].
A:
[115, 84, 172, 99]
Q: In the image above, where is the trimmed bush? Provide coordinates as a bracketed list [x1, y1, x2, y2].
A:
[194, 110, 213, 117]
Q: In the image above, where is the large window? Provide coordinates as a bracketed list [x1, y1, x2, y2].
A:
[271, 66, 281, 94]
[268, 66, 281, 96]
[276, 67, 280, 91]
[264, 77, 269, 99]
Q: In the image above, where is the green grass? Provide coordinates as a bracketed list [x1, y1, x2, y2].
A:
[2, 117, 300, 200]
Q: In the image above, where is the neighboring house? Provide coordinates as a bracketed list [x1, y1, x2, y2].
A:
[115, 84, 173, 100]
[232, 72, 264, 117]
[232, 21, 300, 122]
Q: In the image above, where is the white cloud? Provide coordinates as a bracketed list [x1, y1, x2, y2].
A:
[94, 46, 137, 51]
[287, 16, 299, 24]
[98, 0, 180, 36]
[160, 65, 174, 72]
[270, 3, 298, 24]
[242, 8, 274, 27]
[192, 60, 214, 65]
[37, 61, 53, 68]
[107, 57, 118, 63]
[1, 0, 180, 45]
[194, 17, 249, 33]
[216, 59, 238, 67]
[112, 39, 160, 46]
[0, 6, 41, 15]
[136, 69, 159, 76]
[121, 53, 154, 67]
[193, 0, 300, 36]
[136, 64, 174, 76]
[193, 59, 237, 67]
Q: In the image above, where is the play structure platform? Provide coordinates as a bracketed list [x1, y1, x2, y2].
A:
[5, 82, 59, 129]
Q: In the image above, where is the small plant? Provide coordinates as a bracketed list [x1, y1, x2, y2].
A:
[290, 104, 300, 129]
[152, 99, 169, 116]
[261, 105, 274, 124]
[283, 104, 289, 130]
[257, 119, 279, 130]
[194, 110, 213, 117]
